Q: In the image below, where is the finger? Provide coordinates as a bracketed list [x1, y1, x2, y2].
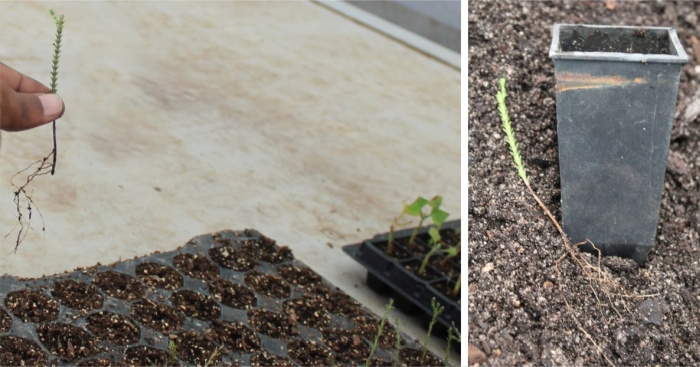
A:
[0, 62, 51, 94]
[0, 82, 64, 132]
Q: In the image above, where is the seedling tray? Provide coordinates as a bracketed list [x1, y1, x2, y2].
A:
[343, 220, 461, 338]
[0, 229, 444, 366]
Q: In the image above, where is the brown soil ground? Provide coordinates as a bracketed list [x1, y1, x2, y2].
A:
[468, 1, 700, 366]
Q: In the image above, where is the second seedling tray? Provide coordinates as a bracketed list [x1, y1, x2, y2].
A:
[343, 220, 461, 337]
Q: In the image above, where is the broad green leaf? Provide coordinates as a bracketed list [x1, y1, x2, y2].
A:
[431, 208, 449, 226]
[403, 197, 429, 216]
[428, 227, 441, 243]
[428, 195, 443, 209]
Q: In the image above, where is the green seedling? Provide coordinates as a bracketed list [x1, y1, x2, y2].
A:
[48, 9, 63, 175]
[204, 345, 222, 367]
[8, 9, 65, 253]
[444, 323, 461, 366]
[387, 210, 411, 255]
[421, 298, 444, 364]
[411, 196, 449, 248]
[392, 318, 401, 367]
[366, 298, 394, 367]
[445, 328, 454, 367]
[168, 340, 177, 365]
[439, 228, 461, 268]
[418, 242, 441, 276]
[445, 321, 462, 367]
[418, 215, 454, 276]
[386, 195, 449, 254]
[498, 78, 625, 367]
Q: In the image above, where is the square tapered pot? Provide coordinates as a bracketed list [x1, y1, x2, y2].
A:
[549, 24, 688, 264]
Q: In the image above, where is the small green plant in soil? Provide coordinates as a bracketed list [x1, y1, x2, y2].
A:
[168, 340, 177, 365]
[444, 323, 461, 367]
[439, 227, 460, 267]
[418, 215, 457, 276]
[204, 345, 222, 367]
[392, 317, 401, 367]
[421, 298, 444, 364]
[365, 298, 394, 366]
[7, 9, 64, 253]
[386, 195, 448, 255]
[497, 77, 650, 367]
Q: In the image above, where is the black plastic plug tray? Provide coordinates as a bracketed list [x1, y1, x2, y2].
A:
[0, 229, 444, 366]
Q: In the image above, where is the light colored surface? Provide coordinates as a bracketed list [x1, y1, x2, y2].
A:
[0, 0, 460, 361]
[316, 0, 460, 69]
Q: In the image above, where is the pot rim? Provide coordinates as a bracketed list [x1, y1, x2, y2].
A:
[549, 24, 689, 64]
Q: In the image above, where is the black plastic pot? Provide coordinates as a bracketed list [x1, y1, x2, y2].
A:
[549, 24, 689, 264]
[343, 220, 461, 339]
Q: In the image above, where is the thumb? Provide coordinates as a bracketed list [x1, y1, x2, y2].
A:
[1, 82, 64, 132]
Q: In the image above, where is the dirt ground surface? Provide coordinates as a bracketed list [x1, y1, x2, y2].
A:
[468, 1, 700, 366]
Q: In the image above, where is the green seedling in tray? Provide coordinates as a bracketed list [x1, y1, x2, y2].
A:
[422, 298, 444, 364]
[392, 317, 401, 367]
[417, 206, 452, 276]
[387, 195, 449, 255]
[366, 298, 394, 366]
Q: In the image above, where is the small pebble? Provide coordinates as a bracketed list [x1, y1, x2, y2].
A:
[468, 343, 488, 364]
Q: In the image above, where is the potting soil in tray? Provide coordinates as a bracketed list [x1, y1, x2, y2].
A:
[0, 229, 444, 366]
[343, 220, 461, 339]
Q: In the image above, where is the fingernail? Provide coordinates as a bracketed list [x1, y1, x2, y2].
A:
[39, 94, 64, 119]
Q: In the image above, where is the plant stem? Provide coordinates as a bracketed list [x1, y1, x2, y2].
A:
[418, 243, 441, 275]
[366, 299, 394, 366]
[408, 214, 426, 247]
[387, 223, 395, 255]
[422, 298, 444, 364]
[439, 242, 460, 267]
[452, 274, 461, 298]
[392, 318, 401, 367]
[445, 327, 453, 367]
[49, 9, 64, 175]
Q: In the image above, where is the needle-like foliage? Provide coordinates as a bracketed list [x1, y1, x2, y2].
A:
[49, 9, 64, 174]
[497, 78, 528, 184]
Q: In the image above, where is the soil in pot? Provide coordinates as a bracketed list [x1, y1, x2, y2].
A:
[51, 279, 104, 312]
[172, 253, 219, 281]
[321, 327, 370, 365]
[402, 259, 442, 281]
[5, 289, 59, 323]
[85, 311, 140, 346]
[130, 298, 185, 334]
[0, 336, 47, 366]
[371, 241, 411, 260]
[93, 271, 143, 300]
[170, 290, 221, 321]
[135, 262, 183, 290]
[208, 278, 257, 309]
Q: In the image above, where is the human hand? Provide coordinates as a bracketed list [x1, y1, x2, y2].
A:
[0, 62, 64, 132]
